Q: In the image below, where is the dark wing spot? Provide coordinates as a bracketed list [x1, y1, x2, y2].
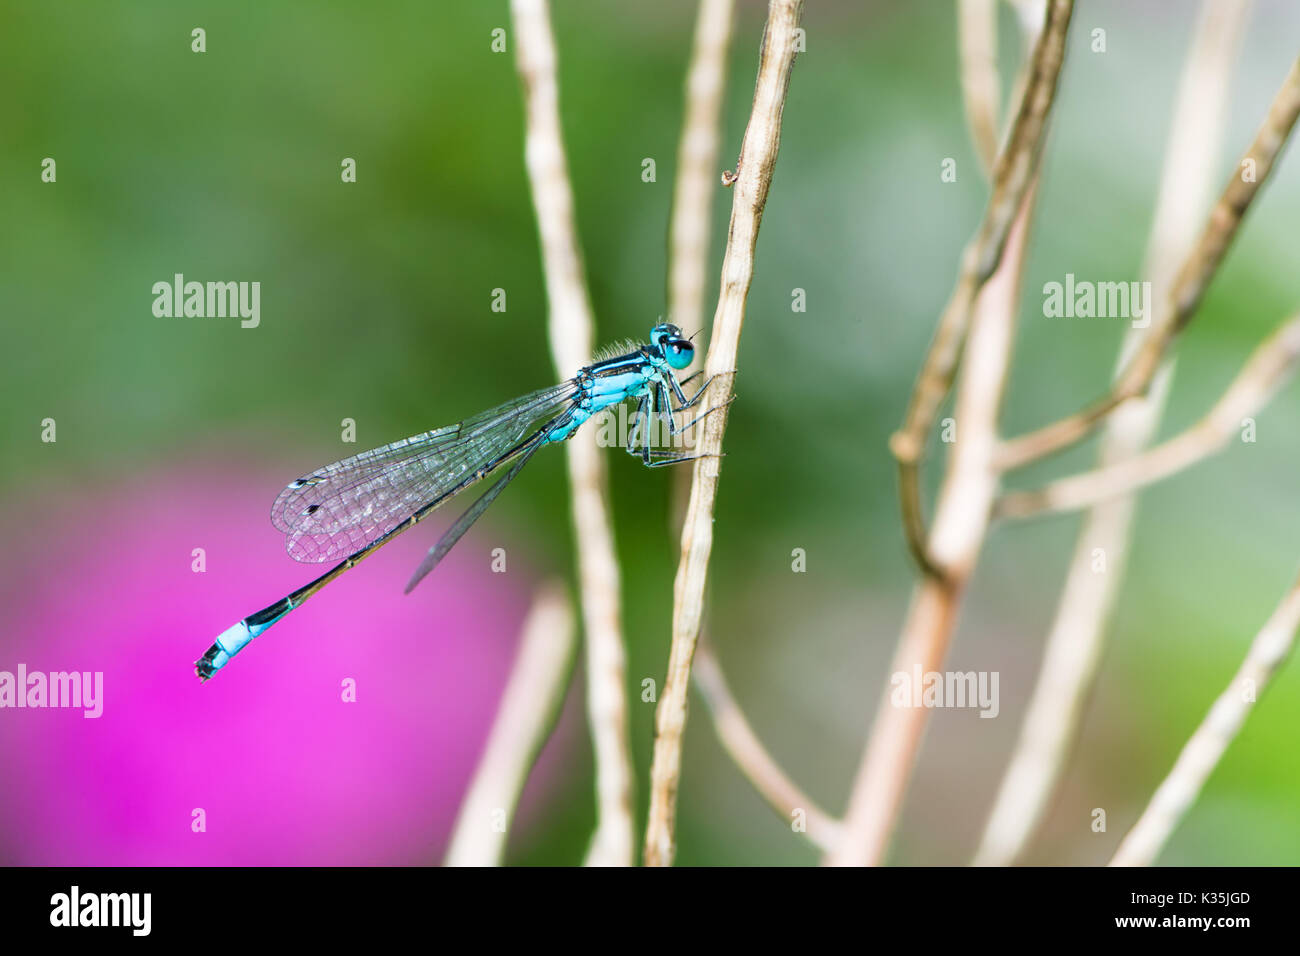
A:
[303, 504, 321, 516]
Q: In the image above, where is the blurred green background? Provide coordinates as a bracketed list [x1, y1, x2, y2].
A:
[3, 0, 1298, 865]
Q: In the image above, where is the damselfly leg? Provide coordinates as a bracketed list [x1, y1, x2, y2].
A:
[626, 373, 733, 467]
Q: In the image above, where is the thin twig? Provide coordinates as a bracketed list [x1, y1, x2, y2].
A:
[998, 313, 1300, 519]
[692, 644, 841, 852]
[997, 54, 1300, 471]
[668, 0, 736, 337]
[511, 0, 636, 866]
[972, 0, 1252, 867]
[827, 3, 1048, 867]
[667, 0, 737, 528]
[643, 0, 804, 868]
[891, 0, 1073, 578]
[667, 1, 826, 846]
[1110, 572, 1300, 866]
[958, 0, 999, 178]
[667, 4, 831, 853]
[444, 583, 576, 867]
[827, 180, 1038, 867]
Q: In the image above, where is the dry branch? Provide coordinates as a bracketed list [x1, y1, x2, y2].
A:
[997, 55, 1300, 471]
[1110, 572, 1300, 866]
[664, 0, 827, 849]
[444, 584, 576, 866]
[668, 0, 737, 336]
[511, 0, 636, 866]
[643, 0, 804, 868]
[826, 1, 1055, 867]
[891, 0, 1073, 577]
[972, 0, 1253, 866]
[997, 313, 1300, 519]
[692, 645, 841, 851]
[958, 0, 1000, 178]
[827, 181, 1037, 867]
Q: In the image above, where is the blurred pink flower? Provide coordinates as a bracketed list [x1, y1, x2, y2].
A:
[0, 458, 548, 865]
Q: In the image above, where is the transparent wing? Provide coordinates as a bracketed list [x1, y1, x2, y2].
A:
[271, 381, 579, 564]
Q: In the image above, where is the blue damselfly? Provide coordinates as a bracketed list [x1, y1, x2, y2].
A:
[194, 323, 720, 680]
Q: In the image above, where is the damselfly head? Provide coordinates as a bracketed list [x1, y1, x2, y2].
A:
[650, 322, 694, 370]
